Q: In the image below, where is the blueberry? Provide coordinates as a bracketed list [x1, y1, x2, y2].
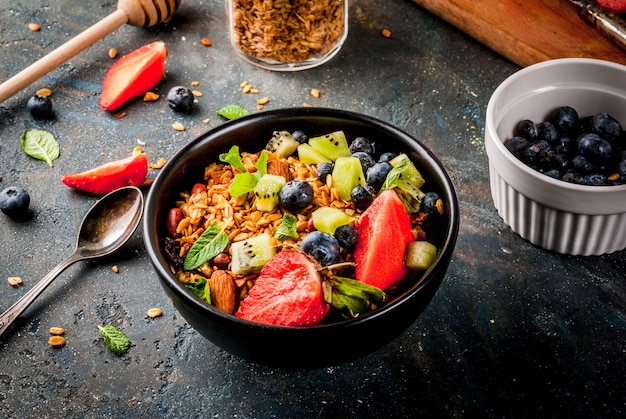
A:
[536, 121, 560, 145]
[0, 186, 30, 218]
[279, 180, 314, 212]
[301, 231, 340, 266]
[543, 169, 561, 179]
[504, 136, 530, 154]
[516, 119, 538, 141]
[366, 161, 392, 190]
[27, 95, 53, 119]
[166, 86, 195, 113]
[591, 113, 622, 143]
[551, 106, 579, 134]
[351, 151, 376, 174]
[350, 185, 374, 211]
[349, 136, 374, 155]
[292, 130, 308, 144]
[554, 137, 573, 155]
[421, 192, 442, 216]
[315, 162, 334, 184]
[378, 152, 397, 163]
[334, 225, 358, 250]
[578, 133, 612, 164]
[571, 155, 594, 174]
[552, 154, 570, 171]
[583, 173, 608, 186]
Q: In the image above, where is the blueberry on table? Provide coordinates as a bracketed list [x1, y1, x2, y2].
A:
[166, 86, 195, 113]
[0, 186, 30, 218]
[27, 94, 53, 119]
[301, 231, 340, 266]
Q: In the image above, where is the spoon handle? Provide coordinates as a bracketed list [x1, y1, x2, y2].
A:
[0, 252, 83, 337]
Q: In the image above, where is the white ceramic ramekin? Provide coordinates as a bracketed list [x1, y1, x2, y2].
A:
[485, 58, 626, 255]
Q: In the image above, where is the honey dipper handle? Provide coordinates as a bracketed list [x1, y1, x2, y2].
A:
[0, 9, 128, 104]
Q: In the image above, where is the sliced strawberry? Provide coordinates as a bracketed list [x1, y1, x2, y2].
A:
[100, 41, 167, 111]
[61, 147, 148, 194]
[596, 0, 626, 14]
[235, 250, 330, 326]
[354, 189, 414, 290]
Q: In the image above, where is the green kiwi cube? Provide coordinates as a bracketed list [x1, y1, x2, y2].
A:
[389, 153, 425, 188]
[265, 130, 299, 158]
[331, 156, 366, 201]
[308, 130, 351, 161]
[297, 143, 332, 164]
[405, 241, 437, 271]
[230, 233, 275, 275]
[312, 207, 354, 235]
[254, 174, 286, 212]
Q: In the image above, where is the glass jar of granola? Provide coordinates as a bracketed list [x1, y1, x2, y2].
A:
[227, 0, 348, 71]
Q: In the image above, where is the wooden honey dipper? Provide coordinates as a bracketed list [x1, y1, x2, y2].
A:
[0, 0, 181, 104]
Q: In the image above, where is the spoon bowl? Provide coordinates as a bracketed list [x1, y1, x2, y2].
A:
[0, 186, 144, 336]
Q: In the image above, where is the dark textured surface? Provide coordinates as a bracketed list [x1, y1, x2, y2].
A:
[0, 0, 624, 417]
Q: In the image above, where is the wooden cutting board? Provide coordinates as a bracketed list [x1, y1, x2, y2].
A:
[411, 0, 626, 67]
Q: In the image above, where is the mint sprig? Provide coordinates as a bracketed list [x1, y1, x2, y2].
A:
[217, 104, 249, 120]
[183, 221, 230, 270]
[98, 325, 131, 355]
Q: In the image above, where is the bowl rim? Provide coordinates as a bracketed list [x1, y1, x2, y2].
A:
[143, 107, 460, 331]
[485, 58, 626, 214]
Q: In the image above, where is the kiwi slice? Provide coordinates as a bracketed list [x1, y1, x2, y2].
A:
[254, 174, 286, 212]
[308, 130, 351, 161]
[331, 156, 366, 201]
[265, 130, 299, 158]
[311, 207, 353, 235]
[297, 143, 332, 164]
[389, 153, 425, 188]
[405, 241, 438, 271]
[230, 233, 276, 275]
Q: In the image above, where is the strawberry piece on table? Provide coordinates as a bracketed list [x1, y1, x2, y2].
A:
[354, 189, 415, 290]
[596, 0, 626, 14]
[235, 250, 330, 326]
[100, 41, 167, 111]
[61, 147, 148, 194]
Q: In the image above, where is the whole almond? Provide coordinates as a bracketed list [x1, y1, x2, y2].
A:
[209, 270, 237, 315]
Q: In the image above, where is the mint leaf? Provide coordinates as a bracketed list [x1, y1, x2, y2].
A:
[229, 172, 259, 197]
[217, 104, 249, 120]
[184, 277, 211, 303]
[274, 214, 299, 241]
[219, 145, 247, 173]
[255, 150, 269, 178]
[97, 325, 131, 355]
[21, 129, 60, 166]
[183, 221, 230, 270]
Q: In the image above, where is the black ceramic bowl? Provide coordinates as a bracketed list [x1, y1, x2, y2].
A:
[143, 108, 459, 368]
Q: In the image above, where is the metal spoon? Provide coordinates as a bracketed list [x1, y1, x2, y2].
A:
[0, 186, 144, 336]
